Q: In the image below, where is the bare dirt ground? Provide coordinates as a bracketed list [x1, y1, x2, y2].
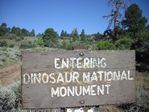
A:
[0, 61, 21, 86]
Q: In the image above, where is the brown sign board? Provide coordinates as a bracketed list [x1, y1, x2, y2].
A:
[22, 50, 136, 109]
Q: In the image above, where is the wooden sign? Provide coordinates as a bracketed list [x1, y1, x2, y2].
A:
[22, 50, 136, 108]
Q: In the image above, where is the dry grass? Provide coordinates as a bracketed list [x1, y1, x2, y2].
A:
[99, 105, 123, 112]
[136, 72, 149, 109]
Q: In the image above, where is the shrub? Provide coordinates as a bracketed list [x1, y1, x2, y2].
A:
[8, 81, 21, 109]
[5, 33, 16, 40]
[0, 81, 52, 112]
[15, 37, 21, 41]
[115, 36, 133, 50]
[0, 40, 8, 47]
[62, 41, 72, 50]
[95, 40, 116, 50]
[9, 43, 14, 48]
[42, 28, 58, 47]
[65, 42, 73, 50]
[0, 86, 16, 111]
[20, 41, 36, 49]
[35, 37, 44, 47]
[15, 36, 24, 41]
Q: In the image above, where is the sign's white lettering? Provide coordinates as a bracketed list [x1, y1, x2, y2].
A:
[23, 70, 133, 84]
[54, 57, 107, 69]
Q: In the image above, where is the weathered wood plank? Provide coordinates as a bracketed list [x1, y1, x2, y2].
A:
[22, 50, 136, 109]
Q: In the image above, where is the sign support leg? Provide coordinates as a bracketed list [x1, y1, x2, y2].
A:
[83, 107, 88, 112]
[61, 108, 67, 112]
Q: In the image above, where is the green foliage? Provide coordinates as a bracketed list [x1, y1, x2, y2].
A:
[30, 29, 35, 36]
[0, 86, 16, 111]
[0, 23, 9, 36]
[20, 41, 36, 49]
[11, 27, 34, 37]
[11, 27, 22, 36]
[60, 30, 65, 37]
[103, 29, 116, 42]
[61, 41, 91, 50]
[6, 33, 16, 40]
[0, 81, 28, 112]
[36, 33, 43, 37]
[71, 28, 79, 41]
[29, 47, 54, 52]
[0, 47, 20, 67]
[135, 28, 149, 72]
[0, 80, 53, 111]
[80, 29, 85, 41]
[72, 41, 90, 49]
[21, 28, 30, 36]
[122, 4, 147, 33]
[95, 40, 116, 50]
[121, 3, 149, 71]
[63, 41, 73, 50]
[42, 28, 58, 47]
[93, 32, 102, 41]
[35, 37, 44, 47]
[121, 3, 148, 50]
[0, 77, 56, 112]
[115, 35, 133, 50]
[9, 81, 22, 110]
[15, 37, 21, 41]
[60, 30, 67, 38]
[140, 28, 149, 52]
[0, 40, 8, 47]
[9, 43, 15, 48]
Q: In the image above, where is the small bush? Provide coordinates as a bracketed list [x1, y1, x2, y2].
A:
[20, 41, 36, 49]
[0, 86, 16, 111]
[0, 40, 8, 47]
[63, 42, 73, 50]
[15, 37, 21, 41]
[5, 33, 16, 40]
[9, 43, 14, 48]
[95, 40, 116, 50]
[15, 36, 24, 41]
[8, 81, 21, 110]
[35, 37, 44, 47]
[115, 36, 133, 50]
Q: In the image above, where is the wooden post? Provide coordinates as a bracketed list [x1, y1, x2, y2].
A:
[61, 108, 67, 112]
[83, 107, 89, 112]
[94, 106, 100, 112]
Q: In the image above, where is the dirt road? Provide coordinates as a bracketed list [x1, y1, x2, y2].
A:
[0, 62, 21, 86]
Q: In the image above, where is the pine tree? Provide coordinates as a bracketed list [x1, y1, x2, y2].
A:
[80, 29, 85, 41]
[122, 4, 147, 39]
[71, 28, 79, 41]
